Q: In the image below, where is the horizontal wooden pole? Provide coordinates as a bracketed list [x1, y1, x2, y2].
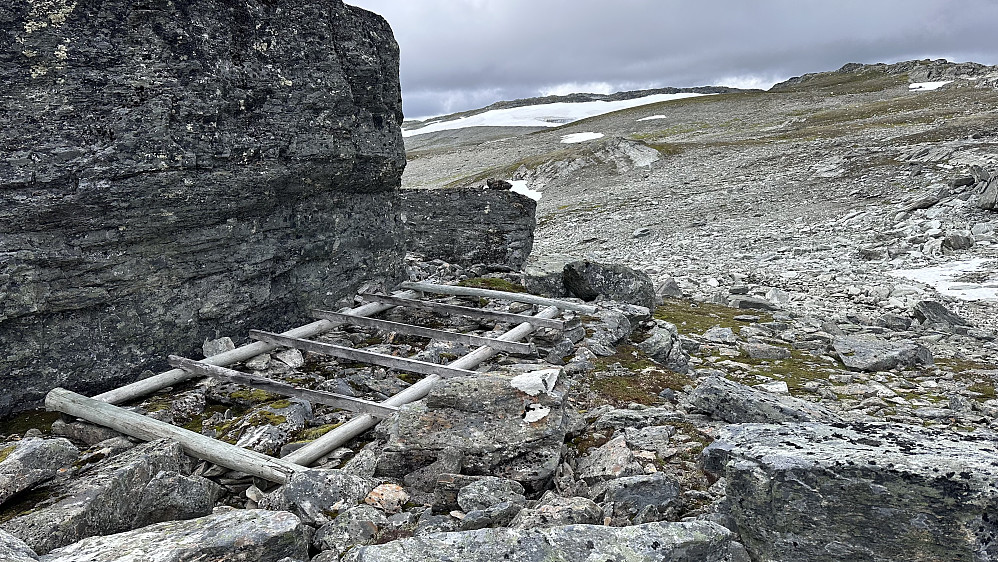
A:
[93, 291, 421, 405]
[358, 292, 572, 331]
[45, 388, 304, 483]
[311, 309, 536, 355]
[167, 356, 398, 418]
[400, 281, 597, 314]
[248, 330, 478, 379]
[281, 305, 562, 467]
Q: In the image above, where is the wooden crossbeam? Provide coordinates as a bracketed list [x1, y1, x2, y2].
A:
[248, 330, 478, 379]
[167, 356, 398, 418]
[310, 309, 536, 355]
[400, 281, 597, 314]
[358, 292, 573, 331]
[46, 388, 305, 483]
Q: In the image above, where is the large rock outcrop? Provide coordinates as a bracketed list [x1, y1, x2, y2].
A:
[703, 422, 998, 561]
[0, 0, 406, 416]
[400, 185, 535, 268]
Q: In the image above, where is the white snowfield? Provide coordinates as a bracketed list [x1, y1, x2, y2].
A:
[889, 258, 998, 301]
[560, 132, 604, 143]
[508, 180, 542, 201]
[909, 81, 952, 91]
[402, 92, 709, 137]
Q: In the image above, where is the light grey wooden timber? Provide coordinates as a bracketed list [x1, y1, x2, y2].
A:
[248, 330, 478, 379]
[92, 290, 420, 404]
[282, 305, 561, 466]
[167, 356, 398, 418]
[358, 292, 571, 331]
[46, 388, 305, 483]
[310, 309, 536, 355]
[399, 281, 597, 314]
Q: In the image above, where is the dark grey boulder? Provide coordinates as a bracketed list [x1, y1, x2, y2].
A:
[376, 373, 570, 493]
[979, 177, 998, 210]
[259, 469, 376, 526]
[0, 438, 79, 506]
[592, 473, 680, 525]
[575, 436, 644, 485]
[313, 505, 389, 555]
[1, 439, 220, 554]
[0, 529, 37, 562]
[508, 493, 602, 529]
[832, 335, 933, 371]
[637, 322, 691, 373]
[727, 296, 778, 311]
[457, 477, 526, 513]
[38, 509, 308, 562]
[342, 520, 737, 562]
[0, 0, 406, 418]
[564, 260, 656, 309]
[913, 300, 971, 329]
[683, 375, 841, 424]
[704, 422, 998, 562]
[581, 308, 634, 356]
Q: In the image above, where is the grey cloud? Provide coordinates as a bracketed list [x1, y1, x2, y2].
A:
[348, 0, 998, 118]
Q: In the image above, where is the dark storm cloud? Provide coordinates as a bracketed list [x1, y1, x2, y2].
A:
[347, 0, 998, 118]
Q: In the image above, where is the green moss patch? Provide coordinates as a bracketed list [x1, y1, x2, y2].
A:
[0, 444, 16, 464]
[735, 349, 840, 391]
[654, 298, 773, 334]
[457, 277, 529, 293]
[0, 410, 61, 437]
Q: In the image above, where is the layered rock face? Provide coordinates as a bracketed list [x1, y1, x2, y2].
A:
[400, 186, 536, 269]
[0, 0, 405, 416]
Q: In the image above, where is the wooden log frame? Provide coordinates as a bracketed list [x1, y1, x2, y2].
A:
[46, 388, 305, 483]
[45, 290, 561, 480]
[166, 356, 398, 418]
[400, 281, 597, 314]
[282, 305, 562, 466]
[248, 330, 479, 379]
[92, 290, 422, 405]
[310, 309, 537, 355]
[358, 292, 573, 331]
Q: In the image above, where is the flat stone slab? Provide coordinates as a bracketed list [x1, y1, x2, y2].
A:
[38, 509, 308, 562]
[342, 520, 736, 562]
[703, 422, 998, 561]
[832, 335, 932, 371]
[684, 375, 841, 424]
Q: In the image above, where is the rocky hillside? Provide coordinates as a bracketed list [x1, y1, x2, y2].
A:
[0, 0, 406, 417]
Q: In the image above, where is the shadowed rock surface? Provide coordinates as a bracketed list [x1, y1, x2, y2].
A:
[0, 0, 405, 417]
[400, 186, 536, 268]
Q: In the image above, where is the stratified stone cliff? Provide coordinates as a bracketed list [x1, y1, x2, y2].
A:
[0, 0, 406, 417]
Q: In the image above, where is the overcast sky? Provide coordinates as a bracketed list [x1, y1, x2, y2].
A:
[346, 0, 998, 119]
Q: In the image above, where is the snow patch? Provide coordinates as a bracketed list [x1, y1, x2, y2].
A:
[508, 180, 542, 201]
[560, 132, 604, 144]
[511, 368, 560, 396]
[402, 92, 710, 137]
[889, 259, 998, 301]
[909, 81, 952, 92]
[637, 115, 668, 121]
[523, 404, 551, 423]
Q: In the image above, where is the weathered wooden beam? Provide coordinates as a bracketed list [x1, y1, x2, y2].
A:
[400, 281, 597, 314]
[92, 290, 420, 405]
[167, 356, 398, 418]
[358, 292, 572, 331]
[310, 309, 536, 355]
[45, 388, 305, 483]
[248, 330, 478, 379]
[282, 305, 562, 467]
